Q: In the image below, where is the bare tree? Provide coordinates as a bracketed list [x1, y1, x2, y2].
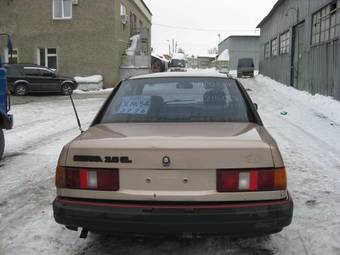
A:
[208, 47, 218, 55]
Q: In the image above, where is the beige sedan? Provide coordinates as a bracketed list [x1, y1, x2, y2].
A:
[53, 72, 293, 238]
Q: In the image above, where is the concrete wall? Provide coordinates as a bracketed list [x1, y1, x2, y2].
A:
[218, 36, 260, 70]
[0, 0, 151, 87]
[258, 0, 340, 100]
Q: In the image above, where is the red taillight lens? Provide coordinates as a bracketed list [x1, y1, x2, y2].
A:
[258, 170, 275, 190]
[97, 170, 119, 191]
[217, 168, 287, 192]
[217, 171, 239, 192]
[56, 167, 119, 191]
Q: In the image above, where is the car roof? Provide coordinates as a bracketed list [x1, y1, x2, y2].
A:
[129, 72, 233, 80]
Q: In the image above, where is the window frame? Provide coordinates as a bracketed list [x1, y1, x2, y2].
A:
[37, 48, 58, 70]
[4, 48, 19, 64]
[271, 37, 278, 56]
[311, 1, 339, 46]
[264, 42, 271, 58]
[120, 3, 127, 16]
[53, 0, 73, 20]
[279, 31, 290, 55]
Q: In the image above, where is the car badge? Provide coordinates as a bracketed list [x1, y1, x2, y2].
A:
[162, 156, 171, 167]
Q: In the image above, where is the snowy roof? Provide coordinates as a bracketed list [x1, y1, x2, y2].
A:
[172, 53, 186, 60]
[151, 53, 170, 62]
[217, 49, 230, 61]
[197, 54, 217, 59]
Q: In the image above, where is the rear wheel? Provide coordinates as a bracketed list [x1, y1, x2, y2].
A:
[0, 129, 4, 159]
[14, 84, 28, 96]
[61, 83, 74, 95]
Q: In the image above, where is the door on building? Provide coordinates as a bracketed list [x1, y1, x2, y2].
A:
[292, 22, 305, 90]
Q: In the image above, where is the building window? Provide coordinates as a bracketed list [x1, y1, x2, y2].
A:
[264, 42, 270, 58]
[312, 2, 339, 45]
[271, 38, 278, 56]
[120, 4, 128, 29]
[280, 31, 290, 54]
[120, 3, 127, 16]
[4, 48, 19, 64]
[53, 0, 72, 20]
[38, 48, 58, 70]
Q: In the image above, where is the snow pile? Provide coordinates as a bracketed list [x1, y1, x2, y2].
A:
[74, 88, 113, 95]
[257, 75, 340, 124]
[74, 75, 103, 91]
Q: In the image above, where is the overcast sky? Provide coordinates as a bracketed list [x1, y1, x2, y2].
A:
[143, 0, 277, 56]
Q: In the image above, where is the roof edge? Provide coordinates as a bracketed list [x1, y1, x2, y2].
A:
[256, 0, 285, 28]
[141, 0, 152, 16]
[218, 35, 260, 47]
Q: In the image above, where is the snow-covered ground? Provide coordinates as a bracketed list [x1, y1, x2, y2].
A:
[1, 75, 340, 254]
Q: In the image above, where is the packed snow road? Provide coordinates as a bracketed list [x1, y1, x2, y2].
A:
[1, 76, 340, 255]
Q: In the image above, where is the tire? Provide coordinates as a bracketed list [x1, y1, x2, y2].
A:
[14, 84, 29, 96]
[0, 129, 4, 159]
[61, 83, 74, 95]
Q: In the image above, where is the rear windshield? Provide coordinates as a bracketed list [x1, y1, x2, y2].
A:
[238, 59, 254, 68]
[171, 59, 186, 68]
[100, 77, 255, 123]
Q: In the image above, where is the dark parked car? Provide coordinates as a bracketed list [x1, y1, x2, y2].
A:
[4, 64, 78, 96]
[237, 58, 255, 78]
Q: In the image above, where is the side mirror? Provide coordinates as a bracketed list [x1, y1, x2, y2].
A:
[254, 103, 258, 111]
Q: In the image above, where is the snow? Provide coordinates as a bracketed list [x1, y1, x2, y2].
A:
[197, 54, 217, 59]
[152, 53, 169, 62]
[74, 75, 104, 91]
[1, 73, 340, 254]
[74, 75, 103, 84]
[217, 49, 230, 61]
[74, 88, 113, 95]
[256, 75, 340, 125]
[172, 53, 186, 60]
[126, 34, 141, 56]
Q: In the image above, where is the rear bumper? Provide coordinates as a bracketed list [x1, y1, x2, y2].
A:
[237, 70, 254, 77]
[53, 195, 293, 236]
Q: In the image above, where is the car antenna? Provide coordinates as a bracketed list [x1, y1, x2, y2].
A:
[68, 90, 84, 133]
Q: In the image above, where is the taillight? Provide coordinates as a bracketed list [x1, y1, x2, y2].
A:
[55, 167, 119, 191]
[217, 167, 287, 192]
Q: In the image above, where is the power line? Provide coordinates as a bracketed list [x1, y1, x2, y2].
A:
[153, 23, 260, 33]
